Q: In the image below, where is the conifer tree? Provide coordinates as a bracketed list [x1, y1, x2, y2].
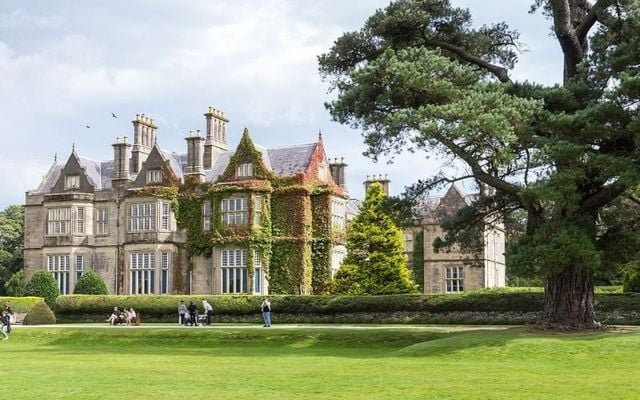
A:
[334, 182, 416, 294]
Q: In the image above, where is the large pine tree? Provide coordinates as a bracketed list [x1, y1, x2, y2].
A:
[319, 0, 640, 328]
[334, 182, 416, 295]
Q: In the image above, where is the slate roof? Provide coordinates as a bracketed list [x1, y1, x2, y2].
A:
[30, 140, 320, 193]
[267, 143, 317, 176]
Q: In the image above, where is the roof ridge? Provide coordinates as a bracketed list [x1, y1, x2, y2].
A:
[267, 142, 316, 150]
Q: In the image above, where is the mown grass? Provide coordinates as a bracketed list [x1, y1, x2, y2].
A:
[2, 325, 639, 399]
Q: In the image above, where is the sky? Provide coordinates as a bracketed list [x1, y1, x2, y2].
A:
[0, 0, 563, 209]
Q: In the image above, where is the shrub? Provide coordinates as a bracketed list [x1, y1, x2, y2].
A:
[23, 301, 56, 325]
[74, 272, 108, 295]
[621, 262, 640, 293]
[4, 270, 24, 296]
[25, 270, 59, 307]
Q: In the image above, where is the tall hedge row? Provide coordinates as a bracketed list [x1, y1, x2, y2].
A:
[52, 291, 640, 323]
[0, 296, 44, 313]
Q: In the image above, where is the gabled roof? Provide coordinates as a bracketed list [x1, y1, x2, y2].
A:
[77, 156, 113, 190]
[159, 149, 184, 182]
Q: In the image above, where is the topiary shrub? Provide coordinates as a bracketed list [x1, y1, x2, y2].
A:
[622, 262, 640, 293]
[74, 271, 108, 295]
[23, 301, 56, 325]
[25, 270, 59, 307]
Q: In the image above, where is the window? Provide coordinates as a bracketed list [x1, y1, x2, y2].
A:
[331, 245, 347, 276]
[161, 252, 170, 294]
[76, 255, 84, 281]
[221, 197, 247, 225]
[47, 207, 71, 235]
[445, 266, 464, 293]
[130, 252, 156, 294]
[253, 195, 263, 226]
[318, 163, 329, 181]
[76, 207, 85, 234]
[65, 175, 80, 190]
[236, 163, 253, 177]
[404, 233, 414, 252]
[147, 169, 162, 184]
[96, 208, 109, 235]
[253, 250, 262, 294]
[161, 202, 170, 230]
[331, 198, 345, 229]
[47, 255, 70, 294]
[202, 201, 211, 231]
[221, 249, 248, 294]
[129, 203, 156, 232]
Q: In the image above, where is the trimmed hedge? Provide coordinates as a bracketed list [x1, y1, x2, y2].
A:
[0, 296, 45, 313]
[52, 290, 640, 324]
[23, 301, 56, 325]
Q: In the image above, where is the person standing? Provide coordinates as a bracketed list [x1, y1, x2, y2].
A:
[187, 301, 198, 326]
[202, 300, 213, 326]
[260, 298, 271, 327]
[4, 306, 13, 333]
[178, 300, 188, 325]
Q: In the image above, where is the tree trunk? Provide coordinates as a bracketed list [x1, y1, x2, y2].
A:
[542, 265, 599, 329]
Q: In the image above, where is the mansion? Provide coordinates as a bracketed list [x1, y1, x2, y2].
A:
[23, 107, 349, 296]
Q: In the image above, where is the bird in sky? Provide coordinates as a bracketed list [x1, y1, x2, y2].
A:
[111, 112, 118, 119]
[85, 124, 90, 128]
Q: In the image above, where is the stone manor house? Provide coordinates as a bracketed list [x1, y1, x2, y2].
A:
[364, 177, 506, 293]
[24, 107, 349, 296]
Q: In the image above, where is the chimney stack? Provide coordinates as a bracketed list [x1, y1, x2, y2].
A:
[112, 136, 131, 191]
[131, 113, 158, 174]
[204, 106, 229, 169]
[364, 174, 390, 196]
[185, 130, 205, 182]
[329, 157, 348, 189]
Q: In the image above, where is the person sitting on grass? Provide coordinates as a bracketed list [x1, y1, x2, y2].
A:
[106, 307, 121, 325]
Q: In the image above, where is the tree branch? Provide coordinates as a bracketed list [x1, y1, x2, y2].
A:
[624, 193, 640, 207]
[580, 182, 627, 212]
[424, 38, 512, 83]
[434, 134, 522, 198]
[576, 0, 613, 42]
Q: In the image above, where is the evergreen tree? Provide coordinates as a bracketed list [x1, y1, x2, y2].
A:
[319, 0, 640, 328]
[0, 205, 24, 295]
[335, 182, 416, 294]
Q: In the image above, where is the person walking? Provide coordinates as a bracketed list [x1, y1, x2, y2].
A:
[1, 310, 9, 340]
[178, 300, 188, 325]
[202, 300, 213, 326]
[4, 306, 13, 333]
[187, 301, 198, 326]
[260, 298, 271, 327]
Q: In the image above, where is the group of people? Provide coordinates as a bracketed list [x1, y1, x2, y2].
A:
[1, 305, 13, 340]
[178, 300, 213, 326]
[176, 298, 271, 327]
[106, 307, 138, 326]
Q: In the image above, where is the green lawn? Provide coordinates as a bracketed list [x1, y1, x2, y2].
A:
[2, 325, 639, 399]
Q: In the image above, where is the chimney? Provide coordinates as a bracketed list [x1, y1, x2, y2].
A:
[204, 106, 229, 169]
[112, 136, 131, 191]
[364, 174, 390, 196]
[185, 130, 205, 182]
[329, 157, 348, 189]
[131, 114, 158, 173]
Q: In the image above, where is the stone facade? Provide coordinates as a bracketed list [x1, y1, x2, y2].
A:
[406, 185, 506, 293]
[24, 108, 349, 296]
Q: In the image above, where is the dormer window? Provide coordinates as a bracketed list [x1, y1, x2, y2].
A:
[147, 169, 162, 184]
[236, 163, 254, 178]
[65, 175, 80, 190]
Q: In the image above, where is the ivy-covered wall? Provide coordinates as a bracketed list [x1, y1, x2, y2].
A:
[270, 240, 312, 294]
[311, 193, 332, 294]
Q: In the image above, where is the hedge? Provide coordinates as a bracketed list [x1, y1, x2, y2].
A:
[0, 296, 45, 313]
[52, 290, 640, 324]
